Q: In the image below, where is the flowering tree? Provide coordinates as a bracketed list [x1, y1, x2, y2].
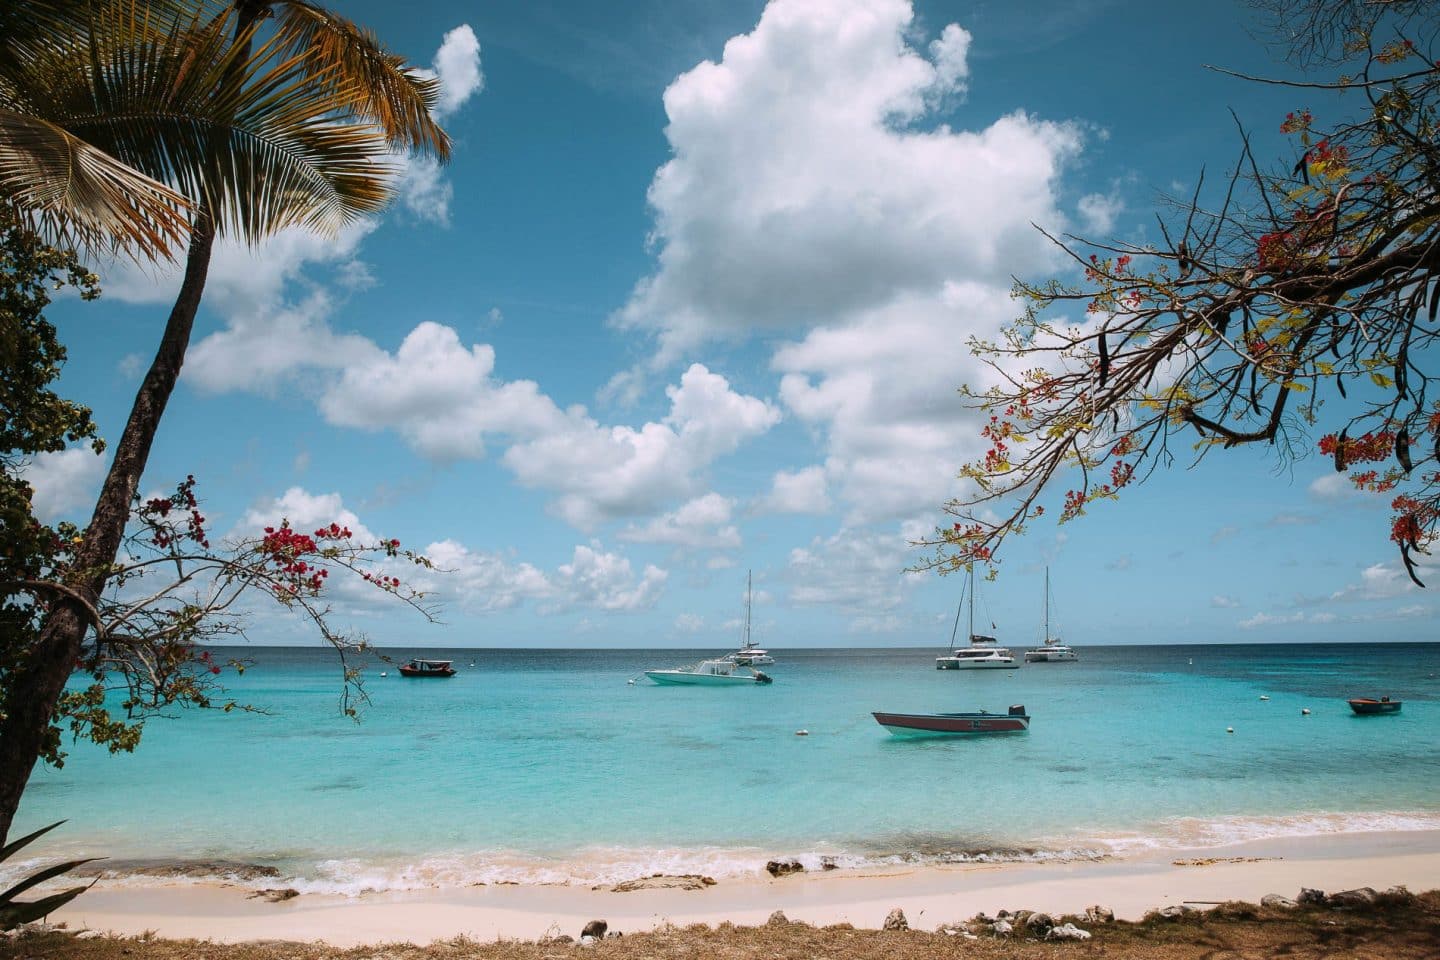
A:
[926, 5, 1440, 585]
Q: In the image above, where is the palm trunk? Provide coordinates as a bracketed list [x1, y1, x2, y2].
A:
[0, 219, 215, 846]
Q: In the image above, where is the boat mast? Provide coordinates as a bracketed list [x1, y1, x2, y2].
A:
[967, 564, 975, 642]
[743, 570, 753, 650]
[1044, 566, 1050, 644]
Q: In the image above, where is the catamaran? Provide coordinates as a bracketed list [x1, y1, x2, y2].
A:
[1024, 567, 1078, 663]
[936, 566, 1019, 670]
[725, 571, 774, 665]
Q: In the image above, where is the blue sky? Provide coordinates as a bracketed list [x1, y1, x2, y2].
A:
[27, 0, 1436, 648]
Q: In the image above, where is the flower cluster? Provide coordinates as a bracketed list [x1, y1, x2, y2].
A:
[1318, 430, 1396, 468]
[138, 476, 209, 550]
[1280, 109, 1313, 134]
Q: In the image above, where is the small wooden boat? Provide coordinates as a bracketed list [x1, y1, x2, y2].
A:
[398, 658, 456, 678]
[1348, 697, 1401, 715]
[873, 705, 1029, 737]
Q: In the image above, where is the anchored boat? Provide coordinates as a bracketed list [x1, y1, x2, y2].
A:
[936, 566, 1018, 670]
[645, 657, 773, 686]
[1348, 697, 1402, 715]
[873, 705, 1030, 737]
[398, 658, 456, 678]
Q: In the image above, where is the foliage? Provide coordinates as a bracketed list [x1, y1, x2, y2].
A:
[0, 820, 97, 930]
[0, 0, 449, 260]
[0, 215, 104, 767]
[928, 8, 1440, 585]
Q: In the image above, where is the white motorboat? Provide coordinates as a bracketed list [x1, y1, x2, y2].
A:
[725, 571, 775, 665]
[645, 657, 773, 686]
[1024, 568, 1077, 663]
[936, 567, 1019, 670]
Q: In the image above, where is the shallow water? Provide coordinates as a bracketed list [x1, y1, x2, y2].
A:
[18, 643, 1440, 892]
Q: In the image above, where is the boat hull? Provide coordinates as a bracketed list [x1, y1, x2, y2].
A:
[1023, 650, 1077, 663]
[873, 711, 1029, 736]
[936, 659, 1019, 670]
[398, 667, 455, 677]
[645, 670, 767, 686]
[1348, 698, 1402, 715]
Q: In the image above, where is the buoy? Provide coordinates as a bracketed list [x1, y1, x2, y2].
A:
[1226, 727, 1234, 734]
[796, 729, 809, 736]
[1301, 708, 1311, 715]
[380, 672, 388, 677]
[1259, 695, 1269, 701]
[626, 679, 636, 685]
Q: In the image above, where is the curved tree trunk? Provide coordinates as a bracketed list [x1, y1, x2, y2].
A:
[0, 218, 215, 846]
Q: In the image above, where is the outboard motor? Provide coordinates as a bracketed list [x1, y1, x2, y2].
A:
[1008, 704, 1027, 717]
[754, 671, 773, 684]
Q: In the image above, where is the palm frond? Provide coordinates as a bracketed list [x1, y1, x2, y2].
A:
[270, 1, 451, 159]
[0, 107, 191, 260]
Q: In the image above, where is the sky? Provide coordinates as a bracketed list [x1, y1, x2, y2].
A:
[25, 0, 1438, 648]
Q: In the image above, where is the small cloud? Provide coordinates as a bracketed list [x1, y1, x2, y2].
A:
[1211, 525, 1239, 544]
[1077, 191, 1123, 234]
[430, 25, 484, 118]
[1105, 554, 1132, 571]
[1211, 594, 1240, 608]
[756, 466, 830, 515]
[19, 445, 107, 522]
[1265, 512, 1316, 527]
[118, 353, 145, 378]
[674, 613, 704, 633]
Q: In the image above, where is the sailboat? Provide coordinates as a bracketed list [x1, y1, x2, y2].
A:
[1024, 568, 1078, 663]
[725, 571, 774, 665]
[935, 566, 1019, 670]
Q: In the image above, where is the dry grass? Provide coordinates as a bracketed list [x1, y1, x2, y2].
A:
[5, 892, 1439, 960]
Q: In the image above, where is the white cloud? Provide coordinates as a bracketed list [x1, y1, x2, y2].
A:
[1211, 594, 1240, 609]
[418, 539, 553, 613]
[674, 612, 705, 633]
[503, 363, 779, 528]
[233, 487, 378, 545]
[430, 25, 484, 118]
[757, 465, 830, 514]
[1328, 562, 1433, 602]
[551, 544, 668, 612]
[1308, 472, 1367, 502]
[19, 447, 107, 522]
[619, 492, 741, 548]
[1077, 191, 1123, 234]
[396, 155, 455, 226]
[618, 0, 1079, 354]
[319, 321, 564, 461]
[788, 526, 926, 624]
[612, 0, 1082, 522]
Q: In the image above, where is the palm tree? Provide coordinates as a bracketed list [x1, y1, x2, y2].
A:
[0, 0, 452, 844]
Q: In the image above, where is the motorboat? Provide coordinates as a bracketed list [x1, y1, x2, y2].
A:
[936, 566, 1019, 670]
[1024, 568, 1078, 663]
[645, 658, 773, 686]
[873, 704, 1030, 737]
[398, 658, 456, 678]
[725, 571, 776, 665]
[1348, 697, 1402, 715]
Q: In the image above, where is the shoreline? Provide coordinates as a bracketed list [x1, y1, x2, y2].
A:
[49, 829, 1440, 947]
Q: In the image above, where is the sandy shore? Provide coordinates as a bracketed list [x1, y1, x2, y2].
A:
[50, 830, 1440, 947]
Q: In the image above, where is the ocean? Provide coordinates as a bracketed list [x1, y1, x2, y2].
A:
[16, 643, 1440, 894]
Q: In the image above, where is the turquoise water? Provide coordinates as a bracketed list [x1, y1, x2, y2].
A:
[17, 643, 1440, 892]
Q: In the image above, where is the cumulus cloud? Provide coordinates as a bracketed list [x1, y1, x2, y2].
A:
[320, 321, 564, 461]
[619, 492, 741, 548]
[551, 544, 668, 612]
[757, 465, 830, 514]
[503, 363, 780, 528]
[418, 539, 554, 613]
[1327, 562, 1433, 602]
[19, 447, 107, 522]
[611, 0, 1083, 522]
[788, 526, 926, 627]
[429, 25, 485, 118]
[233, 487, 379, 544]
[1077, 191, 1123, 234]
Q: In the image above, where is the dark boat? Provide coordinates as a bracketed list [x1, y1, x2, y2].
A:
[1348, 697, 1401, 715]
[398, 658, 456, 678]
[873, 704, 1029, 737]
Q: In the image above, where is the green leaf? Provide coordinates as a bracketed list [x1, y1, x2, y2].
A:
[1370, 372, 1395, 389]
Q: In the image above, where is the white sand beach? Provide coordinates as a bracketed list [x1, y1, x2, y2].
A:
[50, 830, 1440, 947]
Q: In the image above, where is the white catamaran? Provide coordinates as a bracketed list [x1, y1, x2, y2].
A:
[725, 571, 774, 665]
[936, 566, 1019, 670]
[1024, 567, 1077, 663]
